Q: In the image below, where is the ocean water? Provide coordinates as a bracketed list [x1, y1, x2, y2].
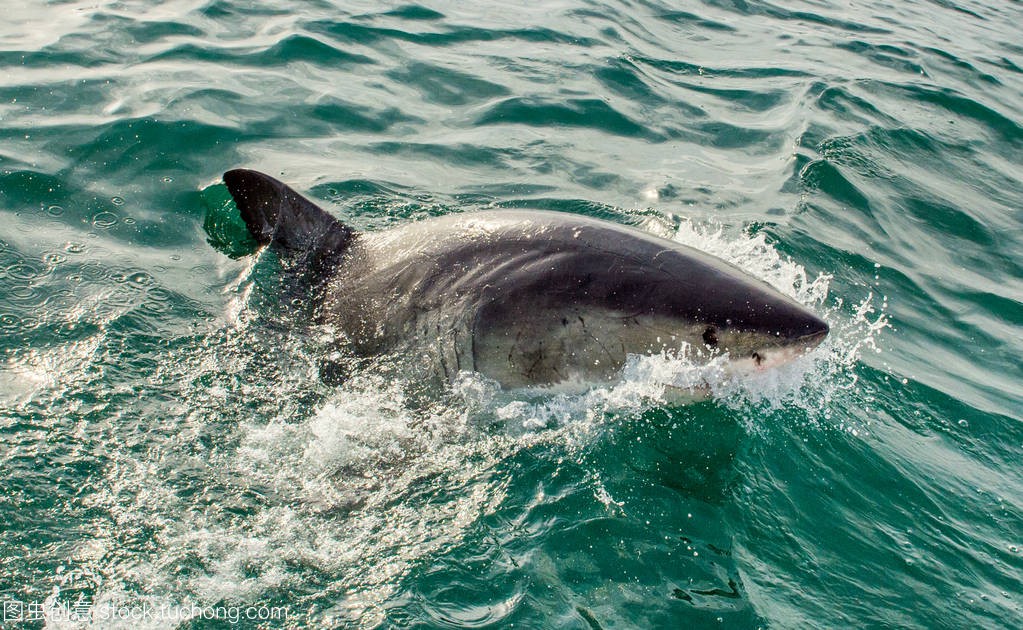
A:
[1, 0, 1021, 628]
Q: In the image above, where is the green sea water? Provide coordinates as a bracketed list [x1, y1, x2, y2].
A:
[1, 0, 1021, 628]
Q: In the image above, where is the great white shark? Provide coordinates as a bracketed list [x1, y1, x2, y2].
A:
[222, 169, 828, 390]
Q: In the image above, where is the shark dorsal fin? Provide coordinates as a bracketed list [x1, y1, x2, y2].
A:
[224, 168, 354, 261]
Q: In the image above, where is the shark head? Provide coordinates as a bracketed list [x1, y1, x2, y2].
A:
[468, 216, 828, 389]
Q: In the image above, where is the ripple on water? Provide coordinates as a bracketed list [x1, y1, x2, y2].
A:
[77, 261, 108, 282]
[7, 259, 48, 282]
[43, 289, 77, 312]
[42, 251, 68, 267]
[476, 97, 659, 140]
[5, 285, 43, 306]
[91, 210, 118, 229]
[0, 313, 21, 333]
[387, 61, 510, 106]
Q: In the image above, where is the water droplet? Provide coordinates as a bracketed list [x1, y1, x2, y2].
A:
[957, 419, 968, 428]
[47, 205, 65, 217]
[111, 196, 125, 206]
[0, 313, 20, 331]
[65, 242, 86, 254]
[123, 217, 136, 225]
[161, 176, 173, 183]
[128, 272, 153, 287]
[43, 252, 67, 266]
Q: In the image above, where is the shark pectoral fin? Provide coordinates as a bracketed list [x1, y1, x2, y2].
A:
[223, 168, 355, 266]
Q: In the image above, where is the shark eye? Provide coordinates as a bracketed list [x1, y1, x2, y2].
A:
[702, 326, 718, 347]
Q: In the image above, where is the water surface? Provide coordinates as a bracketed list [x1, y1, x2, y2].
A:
[1, 0, 1021, 628]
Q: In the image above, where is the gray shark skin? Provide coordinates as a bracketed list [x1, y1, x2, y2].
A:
[222, 169, 828, 389]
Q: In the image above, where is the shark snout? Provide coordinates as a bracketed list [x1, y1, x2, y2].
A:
[794, 316, 829, 348]
[741, 311, 829, 373]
